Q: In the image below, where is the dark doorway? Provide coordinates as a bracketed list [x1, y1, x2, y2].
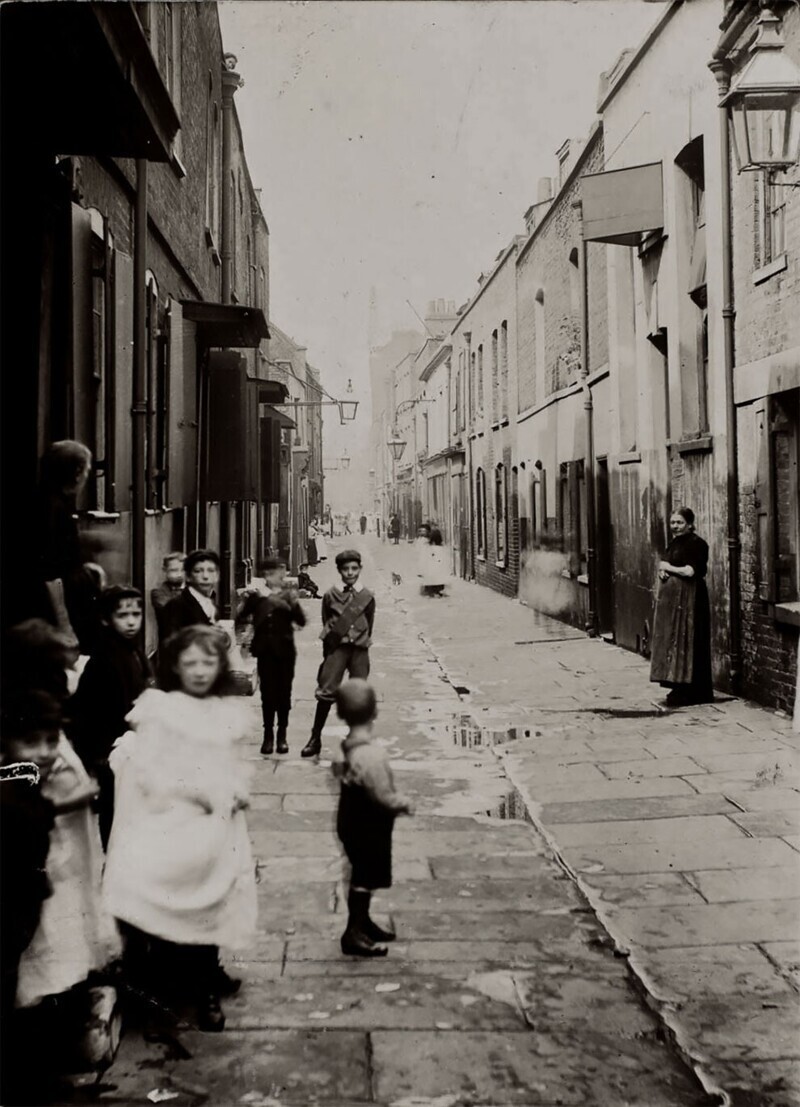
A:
[595, 457, 615, 637]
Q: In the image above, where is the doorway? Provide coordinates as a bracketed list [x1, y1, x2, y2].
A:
[595, 457, 615, 637]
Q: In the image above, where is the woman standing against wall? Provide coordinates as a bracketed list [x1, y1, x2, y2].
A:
[650, 507, 714, 707]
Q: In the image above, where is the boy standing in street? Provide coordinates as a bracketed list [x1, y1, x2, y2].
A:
[68, 585, 152, 846]
[334, 679, 414, 956]
[150, 552, 185, 639]
[236, 558, 306, 755]
[301, 549, 375, 759]
[160, 549, 220, 643]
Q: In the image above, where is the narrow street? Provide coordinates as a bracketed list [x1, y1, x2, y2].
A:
[96, 537, 713, 1107]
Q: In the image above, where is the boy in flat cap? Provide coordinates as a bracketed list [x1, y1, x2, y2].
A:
[301, 550, 375, 759]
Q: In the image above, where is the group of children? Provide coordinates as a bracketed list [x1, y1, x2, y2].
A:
[1, 541, 414, 1098]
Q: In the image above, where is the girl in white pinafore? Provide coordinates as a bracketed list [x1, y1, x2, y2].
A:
[103, 625, 256, 1033]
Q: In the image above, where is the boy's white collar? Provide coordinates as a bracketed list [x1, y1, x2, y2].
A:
[339, 580, 363, 592]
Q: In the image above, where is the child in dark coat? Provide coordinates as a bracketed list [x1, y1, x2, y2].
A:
[301, 549, 375, 759]
[235, 558, 306, 755]
[296, 562, 320, 599]
[68, 585, 152, 847]
[334, 679, 414, 957]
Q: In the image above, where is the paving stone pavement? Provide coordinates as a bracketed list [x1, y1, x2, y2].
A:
[383, 539, 800, 1107]
[83, 537, 722, 1107]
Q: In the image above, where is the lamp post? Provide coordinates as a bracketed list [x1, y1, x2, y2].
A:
[394, 397, 432, 536]
[722, 5, 800, 173]
[386, 432, 407, 517]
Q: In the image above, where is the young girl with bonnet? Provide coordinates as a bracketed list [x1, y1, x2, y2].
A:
[103, 625, 256, 1032]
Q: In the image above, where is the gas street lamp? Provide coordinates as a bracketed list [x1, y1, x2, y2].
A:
[387, 434, 407, 462]
[723, 5, 800, 172]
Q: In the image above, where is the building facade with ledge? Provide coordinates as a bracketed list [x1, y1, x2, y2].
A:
[0, 2, 320, 650]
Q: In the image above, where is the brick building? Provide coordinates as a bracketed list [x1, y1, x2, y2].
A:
[1, 2, 324, 649]
[452, 247, 521, 597]
[515, 125, 608, 630]
[725, 1, 800, 712]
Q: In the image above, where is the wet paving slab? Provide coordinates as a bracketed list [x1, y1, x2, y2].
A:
[90, 540, 709, 1107]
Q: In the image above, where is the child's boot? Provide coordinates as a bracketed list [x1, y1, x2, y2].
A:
[364, 912, 396, 943]
[301, 701, 331, 758]
[260, 728, 274, 756]
[276, 725, 289, 755]
[261, 706, 275, 755]
[341, 889, 387, 957]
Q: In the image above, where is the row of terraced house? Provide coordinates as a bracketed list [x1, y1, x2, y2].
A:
[371, 0, 799, 716]
[1, 2, 325, 653]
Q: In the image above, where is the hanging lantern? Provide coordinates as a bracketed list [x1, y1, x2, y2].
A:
[723, 6, 800, 172]
[338, 400, 358, 422]
[387, 434, 407, 462]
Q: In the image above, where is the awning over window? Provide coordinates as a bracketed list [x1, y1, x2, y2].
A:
[261, 404, 295, 430]
[2, 3, 180, 161]
[181, 301, 270, 348]
[257, 381, 290, 405]
[582, 162, 664, 246]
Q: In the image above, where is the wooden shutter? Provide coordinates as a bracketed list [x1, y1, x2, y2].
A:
[166, 301, 198, 507]
[206, 351, 257, 501]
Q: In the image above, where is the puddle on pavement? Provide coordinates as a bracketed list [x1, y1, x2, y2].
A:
[451, 713, 533, 749]
[486, 786, 532, 822]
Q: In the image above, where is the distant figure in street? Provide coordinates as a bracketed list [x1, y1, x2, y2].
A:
[104, 626, 256, 1034]
[69, 586, 153, 847]
[333, 679, 414, 957]
[650, 507, 713, 707]
[150, 552, 185, 640]
[416, 523, 447, 598]
[235, 558, 306, 756]
[297, 561, 320, 598]
[359, 513, 367, 535]
[160, 549, 220, 644]
[33, 440, 104, 654]
[301, 549, 375, 759]
[388, 514, 401, 545]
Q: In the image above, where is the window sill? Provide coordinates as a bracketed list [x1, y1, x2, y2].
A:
[753, 253, 788, 286]
[491, 422, 501, 432]
[495, 560, 507, 570]
[577, 573, 589, 586]
[618, 451, 642, 465]
[773, 601, 800, 628]
[477, 554, 487, 563]
[673, 435, 713, 456]
[561, 568, 573, 580]
[82, 510, 121, 522]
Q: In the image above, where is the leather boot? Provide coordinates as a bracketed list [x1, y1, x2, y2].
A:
[364, 915, 396, 943]
[276, 726, 289, 755]
[341, 890, 387, 957]
[301, 701, 331, 758]
[260, 730, 274, 755]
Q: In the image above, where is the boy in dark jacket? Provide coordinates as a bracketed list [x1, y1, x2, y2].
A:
[301, 549, 375, 759]
[68, 585, 152, 846]
[334, 679, 413, 957]
[236, 558, 306, 755]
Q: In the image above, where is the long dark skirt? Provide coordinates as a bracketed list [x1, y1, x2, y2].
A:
[650, 576, 713, 703]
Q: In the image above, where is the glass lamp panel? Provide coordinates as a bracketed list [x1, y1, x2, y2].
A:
[732, 91, 800, 171]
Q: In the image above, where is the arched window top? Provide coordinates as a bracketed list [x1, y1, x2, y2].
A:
[535, 287, 545, 305]
[569, 246, 579, 268]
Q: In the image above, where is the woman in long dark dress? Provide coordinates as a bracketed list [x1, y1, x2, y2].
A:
[650, 507, 713, 707]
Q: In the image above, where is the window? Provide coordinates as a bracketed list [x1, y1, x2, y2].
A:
[88, 216, 115, 512]
[145, 273, 168, 510]
[475, 468, 487, 558]
[500, 321, 509, 420]
[477, 344, 484, 414]
[569, 247, 580, 320]
[231, 172, 238, 296]
[422, 411, 429, 454]
[470, 350, 476, 421]
[676, 137, 708, 435]
[756, 391, 799, 604]
[557, 463, 569, 553]
[205, 92, 220, 244]
[495, 465, 507, 565]
[759, 171, 787, 266]
[491, 329, 499, 422]
[534, 289, 545, 401]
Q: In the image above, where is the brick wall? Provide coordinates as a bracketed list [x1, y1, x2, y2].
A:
[516, 130, 605, 415]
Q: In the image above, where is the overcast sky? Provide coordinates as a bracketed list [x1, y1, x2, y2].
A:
[218, 0, 663, 458]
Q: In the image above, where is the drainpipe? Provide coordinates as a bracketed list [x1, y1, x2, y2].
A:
[709, 50, 742, 693]
[131, 158, 148, 596]
[218, 58, 242, 617]
[573, 199, 598, 637]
